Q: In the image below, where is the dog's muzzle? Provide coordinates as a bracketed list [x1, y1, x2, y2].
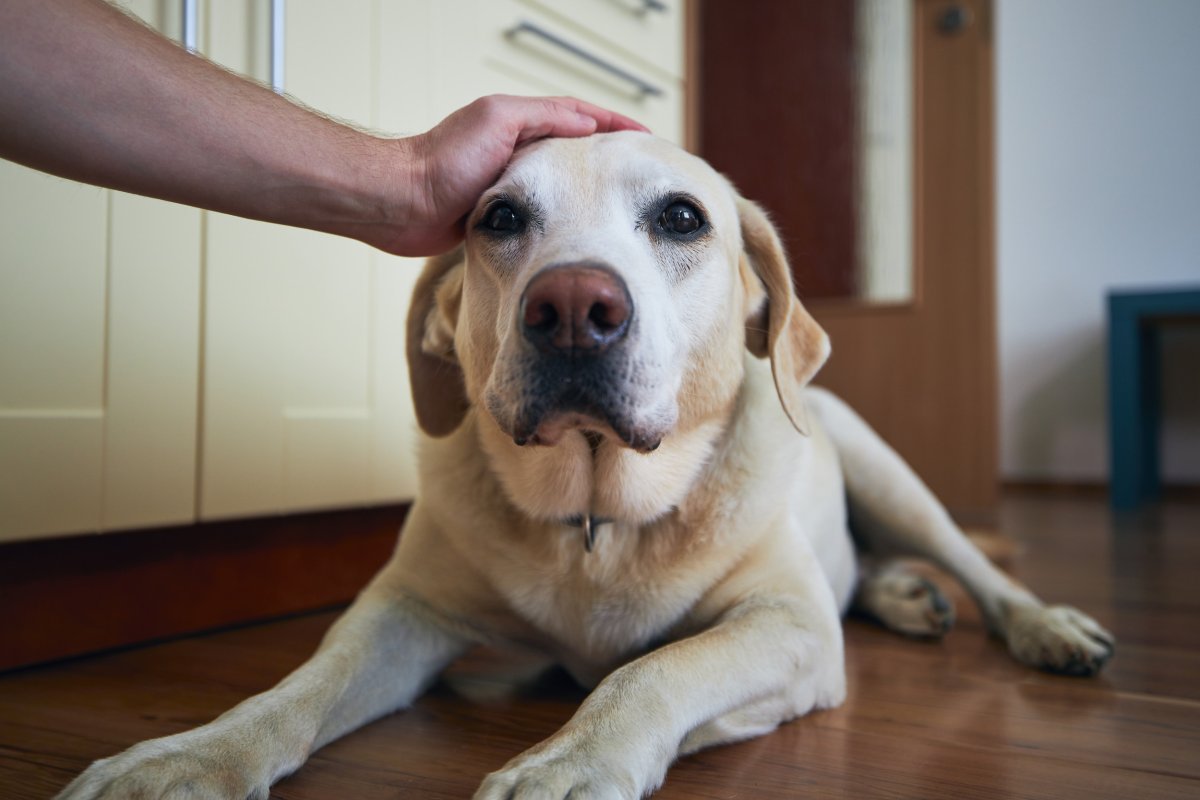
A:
[500, 264, 660, 452]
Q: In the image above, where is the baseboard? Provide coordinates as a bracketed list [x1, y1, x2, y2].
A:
[1003, 480, 1200, 500]
[0, 505, 408, 673]
[1003, 481, 1109, 498]
[946, 507, 999, 530]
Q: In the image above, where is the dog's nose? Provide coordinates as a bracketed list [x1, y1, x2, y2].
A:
[521, 265, 632, 355]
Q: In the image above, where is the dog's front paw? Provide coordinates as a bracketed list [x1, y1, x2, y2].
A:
[474, 735, 650, 800]
[1005, 604, 1115, 676]
[56, 732, 269, 800]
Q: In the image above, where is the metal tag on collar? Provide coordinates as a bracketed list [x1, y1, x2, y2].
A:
[583, 515, 596, 553]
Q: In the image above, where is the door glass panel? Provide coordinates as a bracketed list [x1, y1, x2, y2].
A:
[699, 0, 914, 304]
[856, 0, 913, 303]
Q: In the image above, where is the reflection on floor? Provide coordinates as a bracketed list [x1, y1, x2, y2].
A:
[1, 493, 1197, 799]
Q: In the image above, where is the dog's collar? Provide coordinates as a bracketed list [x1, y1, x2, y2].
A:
[564, 514, 611, 553]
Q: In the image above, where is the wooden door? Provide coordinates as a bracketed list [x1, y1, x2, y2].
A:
[699, 0, 997, 518]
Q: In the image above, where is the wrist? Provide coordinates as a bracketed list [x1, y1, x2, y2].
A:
[338, 131, 441, 256]
[308, 131, 421, 255]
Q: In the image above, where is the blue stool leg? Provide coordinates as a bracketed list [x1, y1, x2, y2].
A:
[1109, 297, 1138, 509]
[1108, 297, 1161, 510]
[1138, 324, 1162, 505]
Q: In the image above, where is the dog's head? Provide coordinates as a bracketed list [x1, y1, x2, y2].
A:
[407, 132, 828, 521]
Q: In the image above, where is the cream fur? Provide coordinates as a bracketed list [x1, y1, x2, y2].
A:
[59, 133, 1114, 800]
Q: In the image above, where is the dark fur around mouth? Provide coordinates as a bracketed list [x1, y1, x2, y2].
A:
[500, 351, 662, 452]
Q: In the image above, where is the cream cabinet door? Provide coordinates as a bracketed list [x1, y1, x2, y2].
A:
[199, 1, 425, 520]
[429, 0, 685, 144]
[0, 165, 111, 540]
[0, 0, 202, 541]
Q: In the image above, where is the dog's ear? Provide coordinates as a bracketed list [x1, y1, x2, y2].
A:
[738, 198, 830, 435]
[406, 246, 469, 437]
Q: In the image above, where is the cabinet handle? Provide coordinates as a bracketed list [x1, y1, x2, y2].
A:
[505, 21, 663, 98]
[270, 0, 285, 93]
[640, 0, 668, 13]
[181, 0, 198, 53]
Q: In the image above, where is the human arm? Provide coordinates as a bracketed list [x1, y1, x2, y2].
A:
[0, 0, 647, 256]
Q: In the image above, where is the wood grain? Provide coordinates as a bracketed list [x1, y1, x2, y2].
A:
[2, 493, 1197, 799]
[698, 0, 860, 299]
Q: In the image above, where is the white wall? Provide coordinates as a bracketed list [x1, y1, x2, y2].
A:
[997, 0, 1200, 483]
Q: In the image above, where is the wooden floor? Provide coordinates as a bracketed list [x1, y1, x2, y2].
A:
[2, 493, 1198, 799]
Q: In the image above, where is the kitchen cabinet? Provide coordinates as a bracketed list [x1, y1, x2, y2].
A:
[199, 1, 424, 520]
[0, 0, 202, 541]
[429, 0, 684, 141]
[0, 0, 686, 541]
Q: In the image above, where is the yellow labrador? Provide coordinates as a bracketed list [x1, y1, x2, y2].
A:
[60, 133, 1114, 800]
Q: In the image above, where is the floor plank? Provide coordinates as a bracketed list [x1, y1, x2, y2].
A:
[1, 494, 1197, 799]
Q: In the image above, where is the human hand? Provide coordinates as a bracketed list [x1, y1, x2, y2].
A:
[380, 95, 648, 256]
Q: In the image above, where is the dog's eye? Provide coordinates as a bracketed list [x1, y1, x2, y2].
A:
[658, 202, 704, 236]
[485, 203, 523, 234]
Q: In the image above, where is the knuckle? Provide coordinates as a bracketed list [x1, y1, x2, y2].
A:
[472, 94, 508, 119]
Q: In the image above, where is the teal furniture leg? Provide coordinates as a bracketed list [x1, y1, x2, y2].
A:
[1107, 288, 1200, 511]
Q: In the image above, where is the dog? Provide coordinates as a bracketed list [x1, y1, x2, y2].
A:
[58, 132, 1114, 800]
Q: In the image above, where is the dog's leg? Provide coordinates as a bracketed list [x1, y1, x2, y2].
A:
[474, 544, 846, 800]
[56, 580, 468, 800]
[852, 554, 955, 639]
[808, 388, 1114, 676]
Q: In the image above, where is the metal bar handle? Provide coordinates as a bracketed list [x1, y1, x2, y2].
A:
[505, 21, 663, 98]
[640, 0, 668, 13]
[181, 0, 198, 53]
[270, 0, 285, 94]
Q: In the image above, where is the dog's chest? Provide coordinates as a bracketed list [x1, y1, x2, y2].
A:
[499, 522, 707, 673]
